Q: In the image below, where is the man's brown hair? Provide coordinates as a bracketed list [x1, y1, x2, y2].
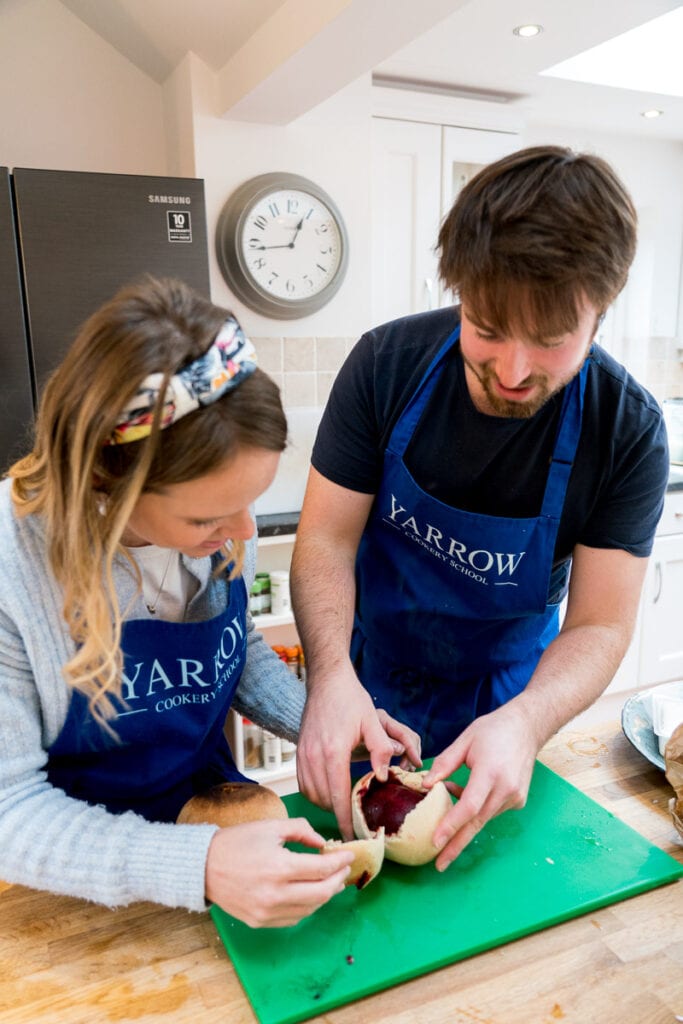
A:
[437, 145, 637, 341]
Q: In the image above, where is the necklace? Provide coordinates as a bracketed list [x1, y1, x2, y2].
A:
[145, 549, 176, 615]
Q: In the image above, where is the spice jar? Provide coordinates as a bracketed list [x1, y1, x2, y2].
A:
[281, 738, 297, 762]
[242, 718, 263, 769]
[262, 730, 282, 771]
[255, 572, 271, 613]
[269, 570, 291, 615]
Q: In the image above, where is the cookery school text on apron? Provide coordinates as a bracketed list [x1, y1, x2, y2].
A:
[351, 323, 589, 756]
[47, 573, 250, 823]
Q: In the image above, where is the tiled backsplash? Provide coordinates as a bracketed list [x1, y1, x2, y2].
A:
[643, 337, 683, 401]
[252, 336, 357, 407]
[255, 333, 683, 410]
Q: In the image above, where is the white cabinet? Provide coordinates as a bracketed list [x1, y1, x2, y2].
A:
[371, 118, 442, 325]
[605, 488, 683, 695]
[440, 124, 520, 221]
[371, 118, 519, 325]
[638, 490, 683, 686]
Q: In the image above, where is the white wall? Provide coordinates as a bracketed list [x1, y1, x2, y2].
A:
[0, 0, 166, 175]
[2, 3, 681, 351]
[521, 123, 683, 383]
[187, 64, 373, 338]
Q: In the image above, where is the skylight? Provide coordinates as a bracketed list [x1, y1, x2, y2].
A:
[541, 6, 683, 99]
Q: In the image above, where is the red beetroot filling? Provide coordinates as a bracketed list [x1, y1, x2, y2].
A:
[360, 774, 426, 835]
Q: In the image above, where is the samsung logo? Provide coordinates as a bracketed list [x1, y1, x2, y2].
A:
[148, 194, 191, 205]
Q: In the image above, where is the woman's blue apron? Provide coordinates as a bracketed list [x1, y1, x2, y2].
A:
[351, 324, 588, 757]
[47, 574, 250, 823]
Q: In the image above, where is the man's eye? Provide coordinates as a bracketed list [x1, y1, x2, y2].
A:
[191, 519, 217, 527]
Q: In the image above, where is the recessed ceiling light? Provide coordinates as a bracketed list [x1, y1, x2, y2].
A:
[513, 24, 542, 38]
[641, 108, 663, 119]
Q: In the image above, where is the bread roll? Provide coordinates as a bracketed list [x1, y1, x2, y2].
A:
[176, 781, 288, 827]
[321, 829, 385, 889]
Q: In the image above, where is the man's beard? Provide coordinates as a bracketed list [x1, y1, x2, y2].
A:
[463, 356, 572, 419]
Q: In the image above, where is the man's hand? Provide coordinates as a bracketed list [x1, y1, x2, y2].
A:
[352, 707, 422, 773]
[296, 666, 421, 838]
[422, 701, 538, 870]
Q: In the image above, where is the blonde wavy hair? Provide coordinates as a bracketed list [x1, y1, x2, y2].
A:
[9, 277, 287, 727]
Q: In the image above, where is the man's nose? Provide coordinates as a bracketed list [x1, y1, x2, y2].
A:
[495, 341, 533, 387]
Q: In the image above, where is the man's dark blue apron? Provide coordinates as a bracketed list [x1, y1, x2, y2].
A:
[351, 324, 588, 756]
[47, 574, 250, 823]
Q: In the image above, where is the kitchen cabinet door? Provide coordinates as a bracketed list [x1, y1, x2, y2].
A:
[371, 118, 442, 326]
[371, 119, 520, 325]
[439, 125, 520, 307]
[440, 124, 519, 214]
[639, 531, 683, 685]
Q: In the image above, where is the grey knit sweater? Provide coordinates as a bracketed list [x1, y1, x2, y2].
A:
[0, 478, 304, 911]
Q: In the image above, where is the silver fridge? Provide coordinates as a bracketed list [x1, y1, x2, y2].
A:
[0, 167, 211, 472]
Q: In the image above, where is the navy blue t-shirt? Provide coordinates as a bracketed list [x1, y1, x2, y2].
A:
[312, 306, 668, 564]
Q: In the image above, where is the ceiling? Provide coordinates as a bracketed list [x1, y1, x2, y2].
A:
[59, 0, 683, 141]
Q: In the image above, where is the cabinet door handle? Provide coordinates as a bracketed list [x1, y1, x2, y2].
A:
[653, 561, 662, 604]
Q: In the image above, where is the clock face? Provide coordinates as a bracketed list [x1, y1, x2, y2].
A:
[240, 188, 343, 301]
[216, 173, 349, 319]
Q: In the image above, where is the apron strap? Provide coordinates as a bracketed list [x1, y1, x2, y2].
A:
[388, 320, 590, 523]
[387, 324, 462, 456]
[540, 350, 591, 521]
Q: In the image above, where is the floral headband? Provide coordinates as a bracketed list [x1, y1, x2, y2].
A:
[105, 317, 258, 445]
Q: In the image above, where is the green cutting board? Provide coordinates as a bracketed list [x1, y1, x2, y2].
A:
[210, 761, 683, 1024]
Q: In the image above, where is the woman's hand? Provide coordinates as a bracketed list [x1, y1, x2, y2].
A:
[205, 817, 353, 928]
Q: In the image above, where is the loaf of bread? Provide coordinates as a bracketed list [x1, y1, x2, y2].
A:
[176, 781, 288, 827]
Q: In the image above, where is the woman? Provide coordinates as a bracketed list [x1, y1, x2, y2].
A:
[0, 276, 354, 928]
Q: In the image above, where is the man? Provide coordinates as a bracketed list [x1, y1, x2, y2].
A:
[290, 145, 668, 871]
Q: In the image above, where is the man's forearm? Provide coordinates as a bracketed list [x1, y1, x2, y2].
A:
[511, 544, 648, 750]
[511, 619, 633, 750]
[290, 533, 357, 681]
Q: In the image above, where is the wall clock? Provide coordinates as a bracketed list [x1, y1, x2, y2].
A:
[215, 172, 349, 320]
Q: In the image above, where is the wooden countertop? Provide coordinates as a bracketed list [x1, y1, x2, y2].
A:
[1, 722, 682, 1024]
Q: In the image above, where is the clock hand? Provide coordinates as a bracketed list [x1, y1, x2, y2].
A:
[253, 243, 296, 251]
[289, 217, 304, 247]
[255, 220, 306, 251]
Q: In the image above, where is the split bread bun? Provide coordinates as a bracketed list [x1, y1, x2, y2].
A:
[177, 781, 288, 827]
[321, 828, 385, 889]
[352, 766, 453, 866]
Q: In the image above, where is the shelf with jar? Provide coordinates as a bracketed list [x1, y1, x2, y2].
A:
[249, 560, 297, 635]
[237, 518, 301, 792]
[225, 712, 299, 793]
[226, 642, 305, 796]
[251, 523, 298, 640]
